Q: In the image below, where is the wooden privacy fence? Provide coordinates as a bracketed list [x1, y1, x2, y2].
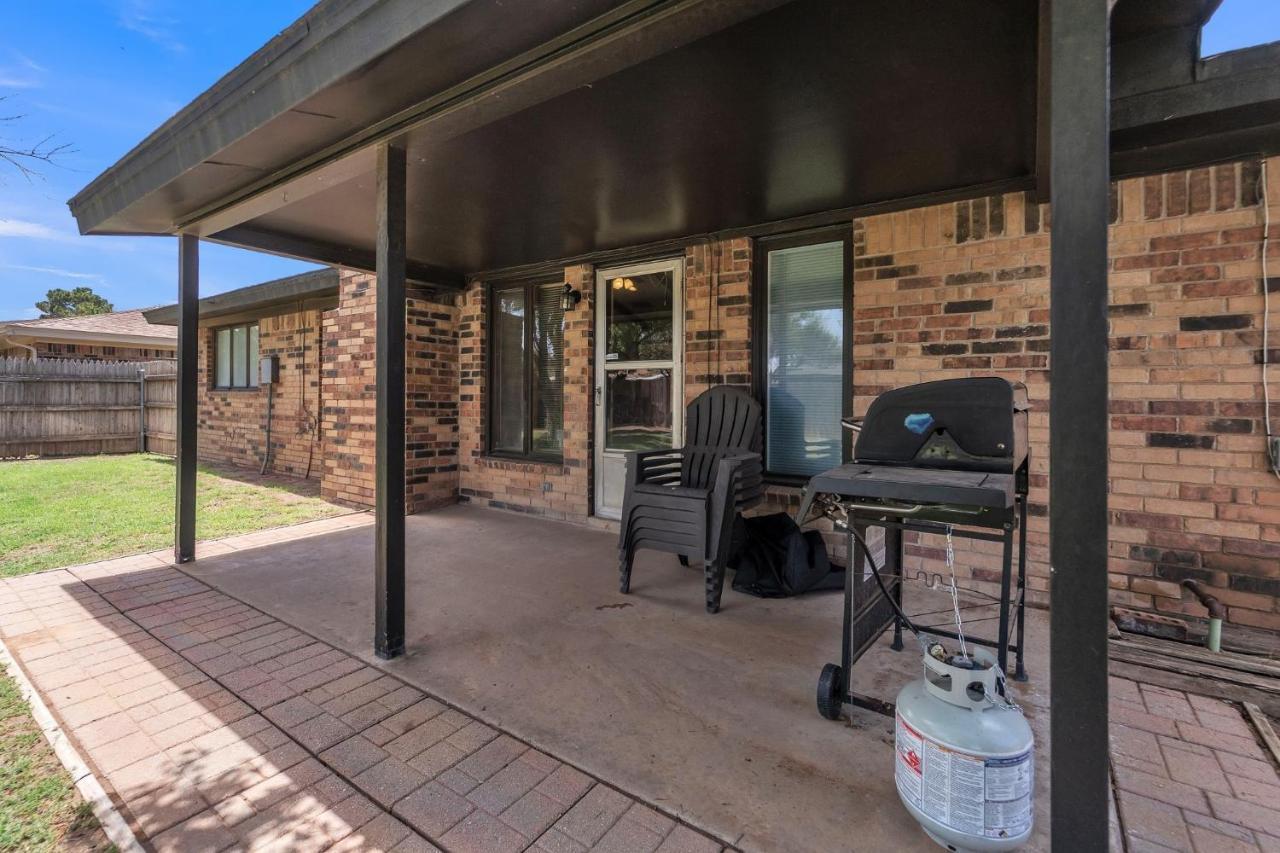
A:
[0, 357, 177, 459]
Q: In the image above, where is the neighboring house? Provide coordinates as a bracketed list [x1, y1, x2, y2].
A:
[0, 310, 177, 361]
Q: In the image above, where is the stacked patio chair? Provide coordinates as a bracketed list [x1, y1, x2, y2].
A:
[617, 386, 764, 613]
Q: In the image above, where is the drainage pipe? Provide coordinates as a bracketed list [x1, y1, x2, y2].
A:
[1181, 580, 1226, 653]
[260, 382, 274, 476]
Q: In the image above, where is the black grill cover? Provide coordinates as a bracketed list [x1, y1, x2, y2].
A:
[854, 377, 1028, 474]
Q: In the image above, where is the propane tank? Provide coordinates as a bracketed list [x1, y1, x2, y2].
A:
[895, 646, 1034, 852]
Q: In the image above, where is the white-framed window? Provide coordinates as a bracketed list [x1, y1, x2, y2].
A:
[214, 323, 260, 389]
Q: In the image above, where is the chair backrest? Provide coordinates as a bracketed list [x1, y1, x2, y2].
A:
[681, 386, 762, 489]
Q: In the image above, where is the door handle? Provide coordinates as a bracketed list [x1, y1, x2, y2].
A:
[594, 385, 602, 406]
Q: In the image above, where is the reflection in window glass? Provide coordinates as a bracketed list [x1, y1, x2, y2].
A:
[606, 369, 673, 451]
[215, 323, 260, 389]
[216, 329, 232, 387]
[491, 287, 527, 453]
[231, 326, 248, 387]
[605, 271, 673, 362]
[766, 241, 844, 477]
[531, 284, 565, 456]
[249, 325, 260, 386]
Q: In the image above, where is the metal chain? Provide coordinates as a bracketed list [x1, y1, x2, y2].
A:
[984, 664, 1023, 714]
[944, 525, 970, 663]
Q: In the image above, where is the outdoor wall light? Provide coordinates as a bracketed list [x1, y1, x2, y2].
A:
[562, 283, 583, 311]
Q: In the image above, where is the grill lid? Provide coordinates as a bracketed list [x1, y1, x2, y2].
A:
[854, 377, 1028, 473]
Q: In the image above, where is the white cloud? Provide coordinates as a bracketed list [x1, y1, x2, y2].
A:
[14, 54, 47, 75]
[1, 263, 104, 281]
[0, 220, 61, 239]
[117, 0, 186, 53]
[0, 74, 40, 89]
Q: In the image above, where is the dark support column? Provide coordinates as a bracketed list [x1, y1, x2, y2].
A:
[175, 234, 199, 564]
[1049, 1, 1110, 851]
[374, 141, 407, 660]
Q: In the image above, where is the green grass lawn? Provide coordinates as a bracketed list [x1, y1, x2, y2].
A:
[0, 454, 346, 577]
[0, 671, 112, 852]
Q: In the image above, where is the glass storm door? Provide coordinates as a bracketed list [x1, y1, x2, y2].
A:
[594, 259, 684, 519]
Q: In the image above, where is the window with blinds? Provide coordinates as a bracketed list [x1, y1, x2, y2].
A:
[489, 281, 564, 460]
[764, 239, 846, 477]
[214, 322, 260, 389]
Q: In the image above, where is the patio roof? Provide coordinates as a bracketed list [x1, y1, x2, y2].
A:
[67, 0, 1277, 281]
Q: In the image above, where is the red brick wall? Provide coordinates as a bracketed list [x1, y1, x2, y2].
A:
[197, 308, 323, 478]
[320, 270, 460, 512]
[852, 156, 1280, 631]
[456, 265, 594, 520]
[684, 239, 751, 405]
[325, 156, 1280, 633]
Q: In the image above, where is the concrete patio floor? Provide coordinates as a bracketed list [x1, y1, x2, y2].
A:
[184, 505, 1053, 852]
[4, 506, 1279, 851]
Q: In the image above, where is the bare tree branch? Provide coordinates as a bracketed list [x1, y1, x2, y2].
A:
[0, 96, 74, 182]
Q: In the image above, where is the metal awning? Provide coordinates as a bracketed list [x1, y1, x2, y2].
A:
[69, 0, 1279, 282]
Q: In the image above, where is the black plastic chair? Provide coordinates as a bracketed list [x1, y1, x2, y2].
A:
[617, 386, 764, 612]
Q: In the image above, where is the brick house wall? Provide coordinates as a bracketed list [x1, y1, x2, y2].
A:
[452, 156, 1278, 632]
[197, 308, 324, 478]
[850, 156, 1279, 631]
[683, 238, 752, 404]
[320, 269, 461, 512]
[456, 265, 594, 521]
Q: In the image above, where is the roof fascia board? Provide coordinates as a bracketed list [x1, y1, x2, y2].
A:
[142, 269, 339, 325]
[191, 297, 340, 329]
[176, 0, 794, 238]
[69, 0, 472, 235]
[1112, 41, 1280, 130]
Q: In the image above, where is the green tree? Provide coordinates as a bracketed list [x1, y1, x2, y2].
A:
[35, 287, 113, 318]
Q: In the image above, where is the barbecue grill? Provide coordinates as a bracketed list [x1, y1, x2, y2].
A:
[795, 377, 1030, 719]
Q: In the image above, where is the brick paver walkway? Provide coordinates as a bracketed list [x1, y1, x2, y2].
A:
[1110, 676, 1280, 852]
[0, 550, 727, 853]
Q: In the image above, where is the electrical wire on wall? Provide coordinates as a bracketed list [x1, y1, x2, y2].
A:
[1262, 159, 1279, 478]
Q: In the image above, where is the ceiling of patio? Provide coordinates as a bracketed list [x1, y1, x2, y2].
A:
[70, 0, 1277, 283]
[235, 0, 1037, 274]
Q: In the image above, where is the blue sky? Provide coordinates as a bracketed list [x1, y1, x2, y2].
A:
[0, 1, 1278, 321]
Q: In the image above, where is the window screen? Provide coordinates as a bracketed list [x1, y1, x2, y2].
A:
[765, 241, 845, 477]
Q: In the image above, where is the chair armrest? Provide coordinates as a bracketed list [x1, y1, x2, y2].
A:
[707, 451, 762, 564]
[709, 452, 763, 505]
[624, 448, 683, 487]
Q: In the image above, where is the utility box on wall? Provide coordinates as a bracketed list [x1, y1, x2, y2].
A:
[259, 355, 279, 385]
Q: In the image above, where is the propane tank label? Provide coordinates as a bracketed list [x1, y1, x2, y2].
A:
[895, 716, 1033, 840]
